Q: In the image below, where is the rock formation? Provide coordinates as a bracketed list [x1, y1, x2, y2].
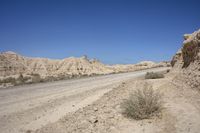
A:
[0, 52, 113, 78]
[171, 29, 200, 90]
[0, 51, 168, 86]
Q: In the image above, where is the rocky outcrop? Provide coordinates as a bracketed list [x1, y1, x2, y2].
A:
[182, 31, 200, 67]
[171, 29, 200, 90]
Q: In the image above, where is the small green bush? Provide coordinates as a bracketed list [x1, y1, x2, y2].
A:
[145, 72, 164, 79]
[121, 84, 163, 120]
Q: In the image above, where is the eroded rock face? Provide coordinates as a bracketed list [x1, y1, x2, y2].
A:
[172, 29, 200, 90]
[182, 31, 200, 67]
[0, 51, 28, 77]
[0, 52, 113, 78]
[171, 49, 183, 68]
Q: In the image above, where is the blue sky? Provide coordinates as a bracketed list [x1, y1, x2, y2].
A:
[0, 0, 199, 64]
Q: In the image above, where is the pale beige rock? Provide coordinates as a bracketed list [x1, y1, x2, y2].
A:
[0, 52, 113, 78]
[0, 52, 165, 83]
[107, 61, 166, 73]
[171, 29, 200, 91]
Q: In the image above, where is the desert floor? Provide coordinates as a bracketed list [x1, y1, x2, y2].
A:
[2, 67, 200, 133]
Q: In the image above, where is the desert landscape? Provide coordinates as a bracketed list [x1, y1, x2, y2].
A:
[0, 29, 200, 133]
[0, 51, 169, 88]
[0, 0, 200, 133]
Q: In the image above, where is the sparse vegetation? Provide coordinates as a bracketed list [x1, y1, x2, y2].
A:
[31, 73, 42, 83]
[0, 72, 93, 87]
[16, 74, 31, 84]
[0, 77, 17, 85]
[145, 72, 164, 79]
[182, 42, 199, 67]
[0, 74, 33, 86]
[121, 83, 163, 120]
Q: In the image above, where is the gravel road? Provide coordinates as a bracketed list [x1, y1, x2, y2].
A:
[0, 67, 169, 133]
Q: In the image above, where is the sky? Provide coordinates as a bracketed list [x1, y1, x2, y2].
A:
[0, 0, 199, 64]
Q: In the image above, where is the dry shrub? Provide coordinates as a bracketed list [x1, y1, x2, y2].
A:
[31, 74, 42, 83]
[44, 76, 56, 82]
[182, 41, 199, 67]
[145, 72, 164, 79]
[1, 77, 16, 85]
[121, 83, 163, 120]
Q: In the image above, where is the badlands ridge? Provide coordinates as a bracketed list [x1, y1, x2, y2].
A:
[0, 51, 169, 86]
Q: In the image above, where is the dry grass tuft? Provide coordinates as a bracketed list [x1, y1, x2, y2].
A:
[121, 83, 163, 120]
[145, 72, 164, 79]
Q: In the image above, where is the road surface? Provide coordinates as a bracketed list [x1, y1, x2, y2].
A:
[0, 67, 169, 133]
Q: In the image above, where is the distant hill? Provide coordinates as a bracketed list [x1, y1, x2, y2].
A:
[0, 51, 114, 78]
[0, 51, 169, 87]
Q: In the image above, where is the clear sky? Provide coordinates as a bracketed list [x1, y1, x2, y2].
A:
[0, 0, 199, 64]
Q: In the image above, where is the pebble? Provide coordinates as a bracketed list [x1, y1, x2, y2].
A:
[94, 107, 98, 112]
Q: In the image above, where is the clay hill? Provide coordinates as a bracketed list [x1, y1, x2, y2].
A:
[0, 51, 113, 77]
[0, 51, 169, 86]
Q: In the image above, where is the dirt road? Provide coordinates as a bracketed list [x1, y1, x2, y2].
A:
[34, 71, 200, 133]
[0, 67, 169, 133]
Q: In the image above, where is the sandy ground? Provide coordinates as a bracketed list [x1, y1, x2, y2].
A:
[0, 67, 169, 133]
[34, 71, 200, 133]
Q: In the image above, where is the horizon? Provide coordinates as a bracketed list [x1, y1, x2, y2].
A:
[1, 50, 166, 65]
[0, 0, 200, 64]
